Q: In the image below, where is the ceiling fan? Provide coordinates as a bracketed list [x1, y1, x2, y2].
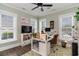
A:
[32, 3, 53, 11]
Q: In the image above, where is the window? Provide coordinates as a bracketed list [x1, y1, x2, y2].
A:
[39, 19, 46, 33]
[30, 18, 37, 33]
[62, 17, 72, 36]
[1, 15, 13, 27]
[59, 13, 75, 41]
[0, 10, 17, 44]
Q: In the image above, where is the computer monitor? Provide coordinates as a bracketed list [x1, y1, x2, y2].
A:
[45, 28, 51, 32]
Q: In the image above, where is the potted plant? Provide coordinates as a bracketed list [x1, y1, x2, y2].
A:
[74, 8, 79, 32]
[8, 32, 13, 38]
[2, 32, 7, 40]
[73, 8, 79, 42]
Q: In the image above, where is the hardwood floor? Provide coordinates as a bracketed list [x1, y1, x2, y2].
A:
[0, 44, 31, 56]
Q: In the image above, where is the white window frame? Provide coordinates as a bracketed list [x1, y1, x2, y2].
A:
[31, 18, 37, 33]
[0, 9, 17, 44]
[39, 18, 46, 33]
[59, 12, 75, 40]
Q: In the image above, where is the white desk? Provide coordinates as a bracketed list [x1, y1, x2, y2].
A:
[31, 35, 53, 56]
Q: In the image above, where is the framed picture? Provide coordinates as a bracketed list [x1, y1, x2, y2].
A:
[50, 21, 54, 29]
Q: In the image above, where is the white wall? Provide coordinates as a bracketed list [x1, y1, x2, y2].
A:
[0, 4, 37, 51]
[41, 6, 77, 33]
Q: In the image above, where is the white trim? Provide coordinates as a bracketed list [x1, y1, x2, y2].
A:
[30, 18, 37, 33]
[0, 14, 1, 41]
[59, 12, 75, 39]
[0, 9, 17, 44]
[0, 39, 17, 44]
[2, 4, 79, 17]
[1, 4, 35, 17]
[0, 9, 17, 17]
[39, 18, 46, 33]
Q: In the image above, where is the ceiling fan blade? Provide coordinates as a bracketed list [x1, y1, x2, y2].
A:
[43, 4, 53, 7]
[32, 6, 39, 10]
[32, 3, 38, 5]
[41, 7, 44, 11]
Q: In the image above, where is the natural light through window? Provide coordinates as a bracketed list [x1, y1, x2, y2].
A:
[59, 13, 75, 41]
[0, 10, 17, 44]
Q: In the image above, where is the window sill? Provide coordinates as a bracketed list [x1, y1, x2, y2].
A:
[0, 39, 17, 44]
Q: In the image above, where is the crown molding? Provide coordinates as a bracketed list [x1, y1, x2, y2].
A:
[1, 3, 79, 18]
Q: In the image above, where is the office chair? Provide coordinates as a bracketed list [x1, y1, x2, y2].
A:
[50, 34, 59, 53]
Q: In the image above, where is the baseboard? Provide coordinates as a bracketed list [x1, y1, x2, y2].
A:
[0, 40, 31, 51]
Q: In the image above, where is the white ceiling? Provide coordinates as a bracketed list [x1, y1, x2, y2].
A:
[3, 3, 79, 17]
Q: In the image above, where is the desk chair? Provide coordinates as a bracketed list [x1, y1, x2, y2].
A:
[50, 34, 59, 53]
